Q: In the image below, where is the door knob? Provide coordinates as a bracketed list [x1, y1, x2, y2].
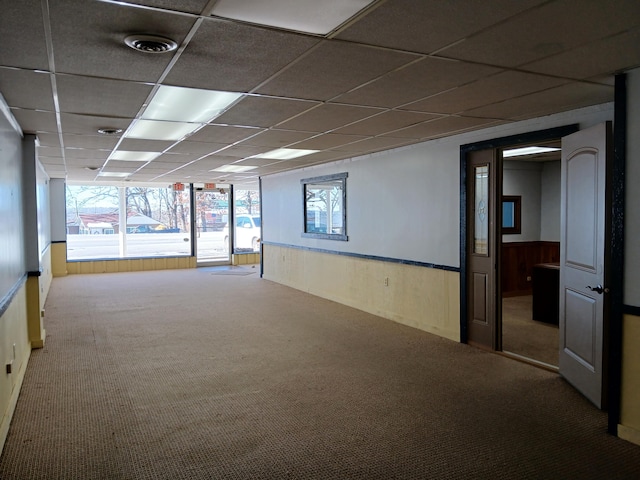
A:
[586, 284, 609, 294]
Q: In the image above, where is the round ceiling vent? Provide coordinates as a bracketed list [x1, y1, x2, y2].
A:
[97, 127, 123, 135]
[125, 34, 178, 53]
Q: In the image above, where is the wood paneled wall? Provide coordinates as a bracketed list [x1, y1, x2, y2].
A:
[501, 241, 560, 296]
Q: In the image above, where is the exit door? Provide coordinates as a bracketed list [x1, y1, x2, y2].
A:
[195, 188, 231, 265]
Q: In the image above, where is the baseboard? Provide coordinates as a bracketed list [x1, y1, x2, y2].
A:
[618, 424, 640, 447]
[0, 347, 31, 456]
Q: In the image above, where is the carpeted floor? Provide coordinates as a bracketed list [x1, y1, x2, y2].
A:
[502, 295, 559, 367]
[1, 267, 639, 479]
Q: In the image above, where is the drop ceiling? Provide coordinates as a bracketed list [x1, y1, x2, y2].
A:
[1, 0, 639, 188]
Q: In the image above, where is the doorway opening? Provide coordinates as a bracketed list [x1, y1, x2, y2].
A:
[195, 186, 231, 265]
[499, 140, 562, 370]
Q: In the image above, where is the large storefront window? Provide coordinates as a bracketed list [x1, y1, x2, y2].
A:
[66, 184, 191, 260]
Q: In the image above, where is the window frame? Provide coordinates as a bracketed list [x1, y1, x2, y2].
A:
[301, 172, 348, 241]
[501, 195, 522, 235]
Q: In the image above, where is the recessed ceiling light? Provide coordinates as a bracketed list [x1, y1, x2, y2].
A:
[502, 146, 561, 158]
[98, 172, 130, 178]
[212, 165, 258, 173]
[143, 86, 243, 123]
[97, 127, 123, 135]
[124, 34, 178, 53]
[211, 0, 376, 35]
[125, 119, 199, 141]
[253, 148, 319, 160]
[109, 151, 161, 162]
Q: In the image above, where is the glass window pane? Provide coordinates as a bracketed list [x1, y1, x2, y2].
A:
[302, 173, 347, 240]
[124, 186, 191, 258]
[66, 185, 120, 260]
[233, 189, 261, 252]
[66, 184, 191, 260]
[196, 188, 229, 262]
[474, 165, 489, 255]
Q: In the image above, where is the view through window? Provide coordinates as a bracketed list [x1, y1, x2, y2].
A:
[231, 188, 261, 253]
[66, 185, 192, 260]
[302, 173, 347, 240]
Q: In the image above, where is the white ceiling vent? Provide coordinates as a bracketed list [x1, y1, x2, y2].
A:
[124, 35, 178, 53]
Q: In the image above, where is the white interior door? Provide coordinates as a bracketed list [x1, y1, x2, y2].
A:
[559, 122, 611, 409]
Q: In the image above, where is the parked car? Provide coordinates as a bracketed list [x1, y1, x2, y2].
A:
[223, 215, 261, 252]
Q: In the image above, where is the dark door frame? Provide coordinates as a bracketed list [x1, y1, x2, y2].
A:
[459, 74, 627, 435]
[459, 123, 579, 346]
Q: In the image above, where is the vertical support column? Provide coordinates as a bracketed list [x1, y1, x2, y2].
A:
[21, 134, 46, 348]
[119, 186, 127, 257]
[50, 178, 68, 276]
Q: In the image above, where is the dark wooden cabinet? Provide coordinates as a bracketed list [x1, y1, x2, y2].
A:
[532, 263, 560, 325]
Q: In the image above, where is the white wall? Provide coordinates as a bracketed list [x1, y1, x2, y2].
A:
[540, 161, 561, 241]
[502, 160, 542, 243]
[262, 103, 614, 269]
[501, 159, 560, 243]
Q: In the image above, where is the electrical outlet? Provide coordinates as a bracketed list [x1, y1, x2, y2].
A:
[384, 277, 389, 286]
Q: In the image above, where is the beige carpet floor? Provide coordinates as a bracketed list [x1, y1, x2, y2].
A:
[502, 295, 559, 367]
[1, 267, 639, 479]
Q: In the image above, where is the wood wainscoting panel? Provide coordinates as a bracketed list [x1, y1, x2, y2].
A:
[501, 241, 560, 296]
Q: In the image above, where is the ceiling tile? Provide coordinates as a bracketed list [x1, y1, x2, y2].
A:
[216, 145, 271, 159]
[60, 114, 132, 136]
[167, 141, 226, 155]
[64, 149, 110, 160]
[37, 146, 63, 158]
[0, 0, 49, 70]
[255, 41, 418, 101]
[333, 57, 501, 108]
[402, 71, 569, 114]
[289, 133, 368, 150]
[62, 134, 120, 150]
[464, 82, 614, 120]
[238, 129, 315, 148]
[103, 160, 148, 170]
[284, 151, 350, 165]
[333, 110, 441, 136]
[277, 104, 384, 132]
[117, 138, 175, 152]
[37, 134, 62, 147]
[153, 153, 202, 164]
[234, 157, 281, 167]
[11, 109, 59, 134]
[330, 136, 414, 153]
[521, 28, 640, 79]
[439, 0, 640, 67]
[122, 1, 210, 14]
[335, 0, 546, 54]
[214, 96, 319, 128]
[65, 157, 105, 168]
[164, 18, 320, 92]
[187, 125, 262, 144]
[0, 68, 54, 111]
[56, 75, 152, 117]
[50, 0, 197, 81]
[40, 161, 67, 169]
[188, 158, 230, 170]
[389, 116, 501, 139]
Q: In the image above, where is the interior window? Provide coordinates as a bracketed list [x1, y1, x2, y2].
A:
[301, 172, 348, 241]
